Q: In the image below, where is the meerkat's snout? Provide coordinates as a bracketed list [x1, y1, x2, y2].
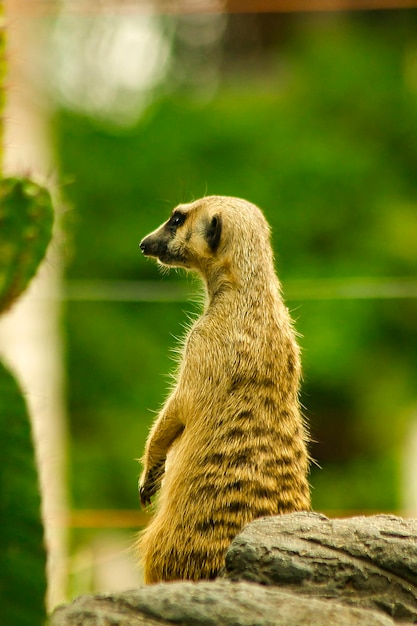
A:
[140, 209, 190, 267]
[139, 235, 157, 257]
[139, 226, 170, 262]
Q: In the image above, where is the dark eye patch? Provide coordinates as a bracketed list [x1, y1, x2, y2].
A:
[169, 212, 187, 229]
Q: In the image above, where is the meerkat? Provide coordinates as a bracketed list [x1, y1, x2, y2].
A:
[137, 195, 310, 584]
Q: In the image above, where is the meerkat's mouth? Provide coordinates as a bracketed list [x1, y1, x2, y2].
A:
[158, 251, 190, 268]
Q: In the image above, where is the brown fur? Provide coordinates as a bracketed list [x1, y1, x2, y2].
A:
[137, 196, 310, 584]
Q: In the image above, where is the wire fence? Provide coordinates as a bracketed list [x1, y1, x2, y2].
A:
[62, 277, 417, 303]
[67, 507, 411, 529]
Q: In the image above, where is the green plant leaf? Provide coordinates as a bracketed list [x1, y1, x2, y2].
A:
[0, 177, 54, 314]
[0, 360, 47, 626]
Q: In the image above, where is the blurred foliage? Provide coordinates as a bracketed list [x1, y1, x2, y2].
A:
[0, 180, 53, 624]
[0, 4, 4, 170]
[0, 362, 47, 626]
[0, 178, 54, 313]
[52, 13, 417, 516]
[0, 8, 53, 620]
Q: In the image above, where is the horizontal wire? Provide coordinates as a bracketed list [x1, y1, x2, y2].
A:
[58, 277, 417, 302]
[68, 509, 150, 528]
[66, 507, 408, 528]
[284, 277, 417, 301]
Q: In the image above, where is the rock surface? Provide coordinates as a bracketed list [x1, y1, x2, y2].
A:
[50, 512, 417, 626]
[51, 580, 396, 626]
[225, 512, 417, 622]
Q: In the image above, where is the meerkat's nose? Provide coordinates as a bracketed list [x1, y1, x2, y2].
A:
[139, 240, 146, 253]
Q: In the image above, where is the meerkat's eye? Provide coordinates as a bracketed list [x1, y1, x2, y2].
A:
[169, 212, 186, 228]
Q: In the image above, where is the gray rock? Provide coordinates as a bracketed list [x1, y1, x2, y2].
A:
[50, 512, 417, 625]
[225, 511, 417, 622]
[50, 579, 396, 626]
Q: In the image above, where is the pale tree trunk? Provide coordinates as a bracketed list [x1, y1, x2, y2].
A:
[0, 0, 68, 610]
[403, 413, 417, 517]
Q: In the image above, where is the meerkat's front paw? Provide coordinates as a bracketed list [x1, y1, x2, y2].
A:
[139, 462, 164, 508]
[139, 481, 154, 508]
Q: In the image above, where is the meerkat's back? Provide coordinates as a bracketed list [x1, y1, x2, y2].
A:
[137, 196, 310, 583]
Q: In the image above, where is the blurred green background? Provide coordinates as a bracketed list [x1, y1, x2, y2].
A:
[45, 6, 417, 593]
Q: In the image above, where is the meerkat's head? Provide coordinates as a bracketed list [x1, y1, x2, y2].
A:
[140, 196, 273, 284]
[140, 198, 223, 270]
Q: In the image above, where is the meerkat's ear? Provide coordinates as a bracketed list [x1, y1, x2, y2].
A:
[205, 215, 222, 252]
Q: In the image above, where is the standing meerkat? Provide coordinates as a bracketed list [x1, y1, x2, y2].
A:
[137, 195, 310, 584]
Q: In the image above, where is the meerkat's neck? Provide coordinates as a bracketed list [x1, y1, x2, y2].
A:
[202, 249, 281, 308]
